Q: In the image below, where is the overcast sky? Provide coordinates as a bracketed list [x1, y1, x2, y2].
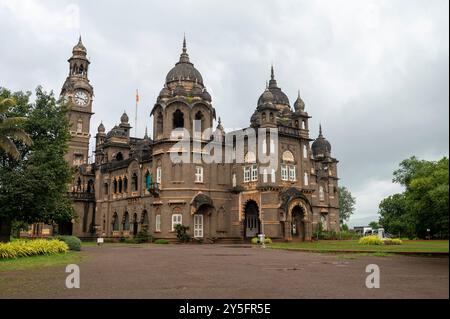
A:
[0, 0, 448, 226]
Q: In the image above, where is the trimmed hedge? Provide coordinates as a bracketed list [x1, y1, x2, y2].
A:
[54, 235, 82, 251]
[0, 239, 69, 259]
[154, 239, 169, 244]
[383, 238, 403, 245]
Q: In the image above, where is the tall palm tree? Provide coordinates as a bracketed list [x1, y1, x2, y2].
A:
[0, 97, 32, 159]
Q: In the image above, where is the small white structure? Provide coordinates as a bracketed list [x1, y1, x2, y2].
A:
[377, 228, 385, 239]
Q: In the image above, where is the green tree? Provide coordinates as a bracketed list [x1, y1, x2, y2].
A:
[0, 87, 74, 242]
[368, 221, 379, 229]
[378, 156, 449, 239]
[338, 186, 356, 225]
[0, 96, 32, 159]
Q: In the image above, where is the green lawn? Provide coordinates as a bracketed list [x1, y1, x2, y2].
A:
[268, 240, 449, 254]
[0, 251, 85, 272]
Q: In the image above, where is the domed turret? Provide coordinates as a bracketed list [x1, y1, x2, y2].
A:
[202, 88, 212, 102]
[294, 90, 305, 112]
[165, 36, 204, 86]
[121, 111, 129, 124]
[98, 122, 105, 133]
[312, 125, 332, 157]
[192, 80, 203, 97]
[159, 85, 171, 99]
[72, 36, 87, 56]
[261, 88, 274, 103]
[174, 80, 186, 96]
[257, 66, 290, 107]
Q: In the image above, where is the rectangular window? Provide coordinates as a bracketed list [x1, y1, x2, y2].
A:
[289, 165, 296, 181]
[303, 145, 308, 158]
[156, 166, 162, 184]
[171, 214, 182, 231]
[155, 215, 161, 232]
[304, 173, 309, 186]
[281, 165, 288, 181]
[244, 166, 251, 182]
[263, 169, 268, 183]
[195, 166, 204, 183]
[251, 165, 258, 181]
[193, 214, 203, 238]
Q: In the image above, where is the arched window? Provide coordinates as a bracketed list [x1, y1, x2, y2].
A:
[118, 178, 123, 193]
[87, 179, 94, 193]
[269, 112, 274, 122]
[194, 111, 205, 137]
[294, 120, 299, 128]
[77, 119, 83, 133]
[116, 152, 123, 161]
[132, 173, 138, 191]
[304, 172, 309, 186]
[319, 185, 325, 201]
[171, 213, 182, 231]
[123, 177, 128, 192]
[262, 112, 266, 122]
[103, 182, 108, 195]
[113, 178, 118, 193]
[173, 109, 184, 129]
[302, 120, 306, 130]
[303, 145, 308, 159]
[112, 212, 119, 231]
[123, 212, 130, 231]
[76, 177, 82, 191]
[156, 111, 163, 137]
[145, 171, 152, 189]
[282, 150, 295, 163]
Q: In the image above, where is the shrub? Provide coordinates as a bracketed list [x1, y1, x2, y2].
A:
[174, 224, 190, 243]
[383, 238, 403, 245]
[134, 230, 151, 243]
[251, 237, 272, 244]
[0, 239, 68, 259]
[358, 235, 384, 245]
[54, 235, 82, 251]
[154, 239, 169, 244]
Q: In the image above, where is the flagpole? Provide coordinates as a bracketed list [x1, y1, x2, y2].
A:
[135, 89, 138, 137]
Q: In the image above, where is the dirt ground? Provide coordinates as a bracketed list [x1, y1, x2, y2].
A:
[1, 244, 448, 299]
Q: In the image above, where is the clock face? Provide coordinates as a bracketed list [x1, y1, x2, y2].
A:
[74, 90, 89, 106]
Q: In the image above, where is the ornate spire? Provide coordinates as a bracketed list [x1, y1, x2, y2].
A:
[269, 65, 277, 88]
[144, 126, 148, 139]
[179, 34, 190, 63]
[319, 124, 323, 136]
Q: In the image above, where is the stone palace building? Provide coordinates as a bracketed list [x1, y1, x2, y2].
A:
[31, 37, 340, 241]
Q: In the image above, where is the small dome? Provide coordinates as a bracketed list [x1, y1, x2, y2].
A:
[72, 36, 87, 55]
[192, 82, 203, 97]
[98, 122, 105, 133]
[159, 86, 171, 99]
[312, 125, 332, 157]
[121, 112, 129, 124]
[202, 88, 212, 102]
[174, 82, 186, 96]
[294, 91, 305, 112]
[261, 88, 274, 103]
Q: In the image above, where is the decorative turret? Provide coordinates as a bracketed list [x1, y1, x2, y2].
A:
[312, 124, 332, 158]
[294, 90, 305, 112]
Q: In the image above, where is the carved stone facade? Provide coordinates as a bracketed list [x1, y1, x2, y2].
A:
[61, 37, 340, 241]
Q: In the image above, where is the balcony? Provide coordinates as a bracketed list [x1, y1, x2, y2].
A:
[148, 183, 161, 196]
[68, 191, 95, 202]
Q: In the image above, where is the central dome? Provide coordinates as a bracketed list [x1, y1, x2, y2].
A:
[165, 37, 204, 85]
[257, 66, 290, 106]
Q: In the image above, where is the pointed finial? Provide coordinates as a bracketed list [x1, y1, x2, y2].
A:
[319, 123, 323, 136]
[265, 81, 268, 89]
[144, 126, 148, 138]
[298, 89, 301, 98]
[183, 33, 187, 53]
[271, 64, 275, 80]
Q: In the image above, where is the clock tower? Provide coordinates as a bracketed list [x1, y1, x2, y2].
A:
[60, 37, 94, 166]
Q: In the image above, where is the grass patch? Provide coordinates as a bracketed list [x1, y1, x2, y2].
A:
[0, 251, 84, 272]
[268, 240, 449, 254]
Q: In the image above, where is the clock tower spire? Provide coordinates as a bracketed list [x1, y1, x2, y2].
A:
[60, 36, 94, 166]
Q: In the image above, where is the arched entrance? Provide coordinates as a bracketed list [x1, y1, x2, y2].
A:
[291, 205, 306, 240]
[191, 193, 215, 239]
[244, 200, 260, 238]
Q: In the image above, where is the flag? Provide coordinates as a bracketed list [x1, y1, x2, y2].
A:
[136, 89, 140, 103]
